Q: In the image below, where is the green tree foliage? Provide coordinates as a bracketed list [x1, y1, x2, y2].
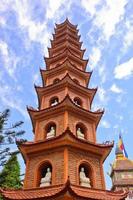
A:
[0, 154, 22, 189]
[0, 109, 25, 166]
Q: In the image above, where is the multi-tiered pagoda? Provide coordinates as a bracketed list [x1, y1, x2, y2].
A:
[1, 19, 127, 200]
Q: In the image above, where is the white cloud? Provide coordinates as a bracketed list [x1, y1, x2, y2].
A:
[2, 0, 71, 54]
[114, 57, 133, 79]
[115, 113, 124, 120]
[81, 0, 101, 17]
[110, 84, 123, 93]
[116, 95, 122, 103]
[0, 40, 19, 79]
[101, 120, 110, 128]
[46, 0, 63, 19]
[98, 87, 106, 102]
[12, 1, 50, 49]
[81, 0, 127, 41]
[94, 0, 127, 41]
[0, 16, 6, 26]
[33, 73, 41, 85]
[0, 84, 27, 118]
[123, 18, 133, 51]
[89, 47, 101, 69]
[98, 65, 107, 84]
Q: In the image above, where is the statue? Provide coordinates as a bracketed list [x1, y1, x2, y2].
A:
[80, 167, 91, 188]
[77, 127, 85, 139]
[51, 99, 58, 106]
[74, 100, 81, 106]
[46, 126, 55, 139]
[40, 168, 51, 187]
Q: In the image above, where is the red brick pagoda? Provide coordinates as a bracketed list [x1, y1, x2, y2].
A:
[0, 19, 128, 200]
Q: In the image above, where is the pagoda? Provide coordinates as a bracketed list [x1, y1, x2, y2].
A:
[110, 143, 133, 199]
[0, 19, 128, 200]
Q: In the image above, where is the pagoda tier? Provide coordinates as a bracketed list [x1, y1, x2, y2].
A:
[53, 29, 80, 41]
[55, 18, 78, 29]
[27, 95, 103, 142]
[40, 59, 91, 87]
[51, 36, 82, 49]
[44, 48, 88, 70]
[54, 20, 78, 33]
[48, 41, 85, 58]
[18, 129, 113, 163]
[35, 73, 97, 110]
[52, 32, 80, 46]
[52, 30, 81, 42]
[18, 129, 113, 188]
[55, 20, 78, 35]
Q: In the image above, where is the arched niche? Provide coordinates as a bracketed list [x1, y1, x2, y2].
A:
[73, 97, 82, 107]
[50, 96, 59, 106]
[53, 78, 60, 84]
[45, 122, 56, 139]
[76, 123, 87, 140]
[35, 161, 53, 187]
[73, 78, 80, 85]
[78, 162, 94, 188]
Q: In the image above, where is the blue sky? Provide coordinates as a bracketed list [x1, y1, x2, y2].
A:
[0, 0, 133, 189]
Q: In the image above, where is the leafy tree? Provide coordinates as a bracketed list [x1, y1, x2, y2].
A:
[0, 154, 22, 188]
[0, 109, 25, 166]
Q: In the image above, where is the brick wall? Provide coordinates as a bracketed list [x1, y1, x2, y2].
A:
[68, 148, 103, 189]
[24, 148, 64, 188]
[46, 70, 86, 87]
[24, 146, 104, 190]
[40, 86, 91, 110]
[34, 111, 95, 143]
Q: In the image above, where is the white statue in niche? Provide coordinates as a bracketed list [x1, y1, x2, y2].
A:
[80, 167, 91, 188]
[40, 168, 52, 187]
[77, 127, 85, 139]
[51, 99, 58, 106]
[46, 126, 55, 139]
[74, 100, 81, 106]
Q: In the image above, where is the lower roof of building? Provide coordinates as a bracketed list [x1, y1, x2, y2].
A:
[0, 179, 128, 200]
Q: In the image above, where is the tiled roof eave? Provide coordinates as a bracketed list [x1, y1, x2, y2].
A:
[40, 59, 91, 77]
[1, 179, 128, 200]
[44, 48, 88, 68]
[27, 94, 104, 132]
[35, 73, 97, 105]
[17, 129, 113, 164]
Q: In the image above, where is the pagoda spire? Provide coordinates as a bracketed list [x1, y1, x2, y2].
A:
[110, 134, 133, 194]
